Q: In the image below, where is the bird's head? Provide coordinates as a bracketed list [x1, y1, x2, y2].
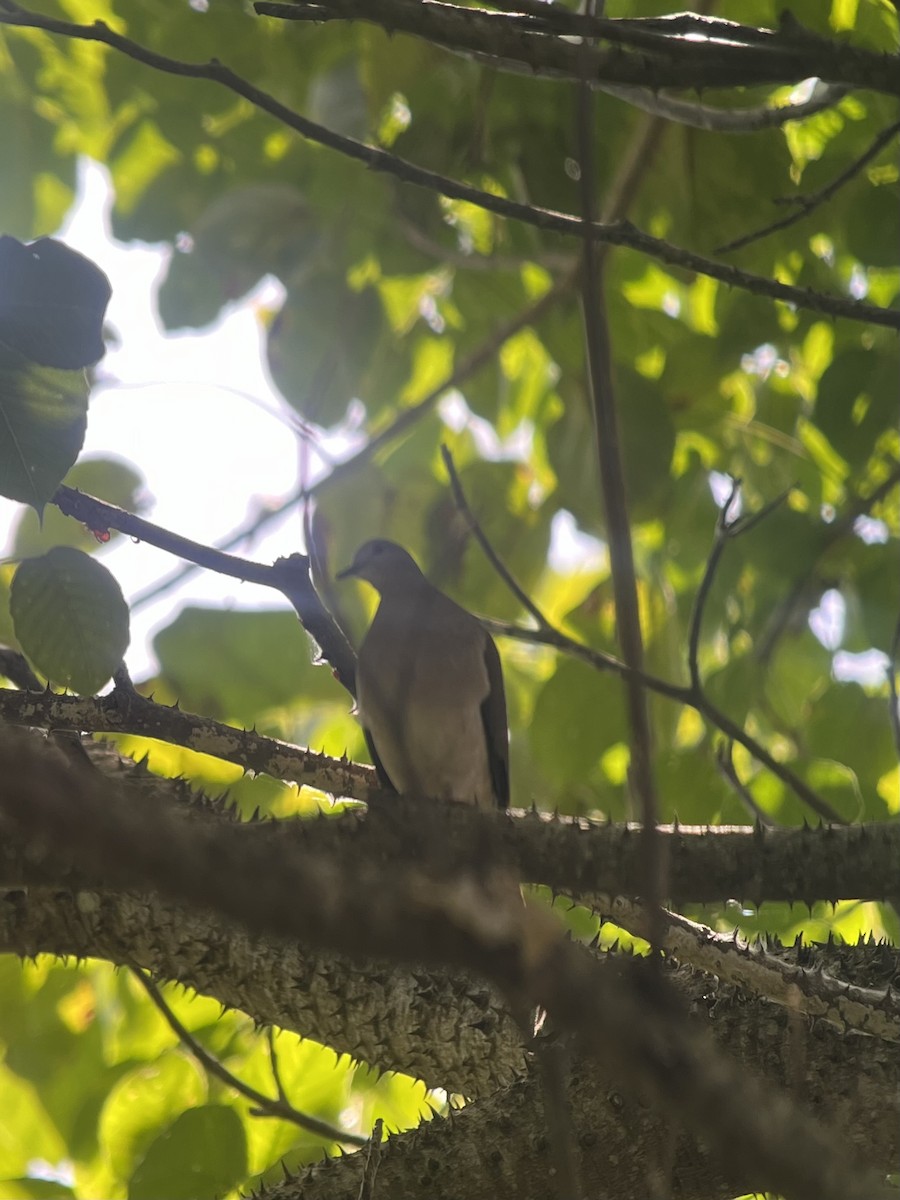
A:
[337, 539, 424, 594]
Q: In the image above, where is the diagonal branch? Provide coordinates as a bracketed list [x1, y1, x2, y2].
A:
[130, 967, 367, 1146]
[718, 118, 900, 254]
[0, 683, 376, 795]
[0, 3, 895, 327]
[52, 483, 359, 696]
[441, 444, 551, 630]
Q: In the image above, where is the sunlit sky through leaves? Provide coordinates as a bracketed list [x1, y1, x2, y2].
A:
[1, 161, 341, 677]
[0, 161, 606, 680]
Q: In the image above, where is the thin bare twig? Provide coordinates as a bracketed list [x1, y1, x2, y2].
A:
[717, 118, 900, 254]
[267, 1027, 290, 1104]
[129, 967, 368, 1146]
[687, 480, 795, 694]
[357, 1119, 384, 1200]
[576, 30, 664, 940]
[682, 481, 846, 824]
[714, 741, 778, 827]
[596, 80, 849, 133]
[687, 476, 744, 695]
[688, 479, 795, 693]
[440, 445, 551, 629]
[52, 484, 360, 696]
[888, 611, 900, 761]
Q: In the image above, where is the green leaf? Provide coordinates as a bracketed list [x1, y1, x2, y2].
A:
[545, 366, 676, 534]
[128, 1105, 247, 1200]
[0, 1062, 66, 1181]
[655, 745, 734, 825]
[806, 682, 898, 805]
[10, 547, 130, 694]
[266, 273, 383, 426]
[99, 1051, 207, 1183]
[0, 562, 17, 650]
[0, 351, 89, 510]
[157, 184, 316, 330]
[0, 31, 78, 237]
[152, 607, 342, 726]
[0, 1179, 74, 1199]
[844, 183, 900, 268]
[815, 345, 899, 471]
[530, 660, 629, 791]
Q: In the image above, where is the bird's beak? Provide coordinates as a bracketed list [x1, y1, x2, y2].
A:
[336, 562, 357, 580]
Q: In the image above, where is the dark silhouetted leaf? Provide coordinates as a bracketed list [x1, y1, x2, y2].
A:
[0, 237, 110, 368]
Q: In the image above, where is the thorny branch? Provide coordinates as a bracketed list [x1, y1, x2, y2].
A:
[2, 707, 896, 904]
[0, 676, 376, 796]
[0, 728, 890, 1200]
[255, 0, 900, 98]
[600, 897, 900, 1044]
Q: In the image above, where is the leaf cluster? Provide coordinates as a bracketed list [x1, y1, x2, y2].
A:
[0, 1, 897, 1197]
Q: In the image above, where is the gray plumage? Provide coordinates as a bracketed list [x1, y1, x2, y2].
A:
[338, 539, 509, 809]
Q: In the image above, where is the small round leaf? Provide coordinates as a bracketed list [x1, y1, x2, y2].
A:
[10, 546, 130, 694]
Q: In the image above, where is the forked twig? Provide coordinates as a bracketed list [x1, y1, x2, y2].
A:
[718, 119, 900, 254]
[441, 445, 551, 630]
[129, 967, 367, 1146]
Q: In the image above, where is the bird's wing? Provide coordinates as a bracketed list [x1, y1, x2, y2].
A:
[481, 633, 510, 809]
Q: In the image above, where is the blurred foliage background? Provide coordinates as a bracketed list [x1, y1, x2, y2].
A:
[0, 0, 898, 1195]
